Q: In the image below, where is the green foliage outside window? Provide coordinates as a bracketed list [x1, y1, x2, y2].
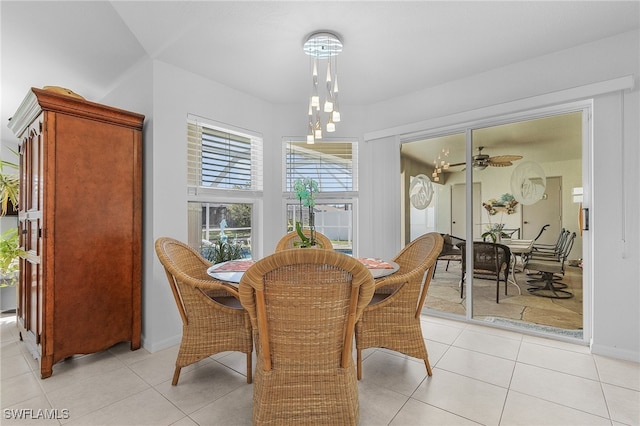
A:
[201, 239, 244, 264]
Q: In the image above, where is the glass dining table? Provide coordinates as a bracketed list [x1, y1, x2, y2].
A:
[207, 257, 399, 285]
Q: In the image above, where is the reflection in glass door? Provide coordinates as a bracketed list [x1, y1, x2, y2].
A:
[401, 132, 467, 317]
[400, 110, 584, 339]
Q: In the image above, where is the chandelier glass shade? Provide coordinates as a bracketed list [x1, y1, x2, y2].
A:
[303, 32, 342, 144]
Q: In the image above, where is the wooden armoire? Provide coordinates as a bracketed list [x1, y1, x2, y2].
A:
[8, 87, 144, 378]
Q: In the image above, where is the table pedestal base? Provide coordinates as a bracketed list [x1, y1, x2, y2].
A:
[527, 272, 573, 299]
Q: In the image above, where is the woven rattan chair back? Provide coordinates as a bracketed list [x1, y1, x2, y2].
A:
[459, 241, 511, 303]
[355, 232, 443, 379]
[155, 237, 253, 386]
[239, 249, 375, 425]
[274, 230, 333, 251]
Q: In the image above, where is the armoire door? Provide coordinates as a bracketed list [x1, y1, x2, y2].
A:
[18, 117, 44, 350]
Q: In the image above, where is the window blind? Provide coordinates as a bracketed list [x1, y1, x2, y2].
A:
[285, 140, 357, 193]
[188, 118, 262, 191]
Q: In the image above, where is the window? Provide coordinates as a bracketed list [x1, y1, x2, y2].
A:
[188, 201, 253, 260]
[188, 115, 262, 259]
[284, 140, 357, 193]
[284, 139, 358, 254]
[188, 116, 262, 191]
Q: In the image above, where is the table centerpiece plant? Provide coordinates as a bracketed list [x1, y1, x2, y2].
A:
[293, 178, 322, 247]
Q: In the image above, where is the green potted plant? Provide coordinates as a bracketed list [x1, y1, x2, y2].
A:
[1, 153, 19, 216]
[0, 229, 24, 287]
[201, 239, 244, 264]
[1, 150, 22, 312]
[293, 178, 321, 247]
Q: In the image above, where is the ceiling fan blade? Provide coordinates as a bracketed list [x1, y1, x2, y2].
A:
[442, 154, 522, 169]
[488, 155, 523, 163]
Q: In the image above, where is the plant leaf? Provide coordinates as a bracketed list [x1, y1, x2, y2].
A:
[295, 222, 310, 246]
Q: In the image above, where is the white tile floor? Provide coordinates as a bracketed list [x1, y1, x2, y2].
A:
[2, 313, 639, 425]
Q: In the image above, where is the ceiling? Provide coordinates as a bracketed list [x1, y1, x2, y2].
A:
[401, 111, 584, 174]
[2, 1, 638, 148]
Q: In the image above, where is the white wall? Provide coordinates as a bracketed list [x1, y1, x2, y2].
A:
[362, 30, 639, 361]
[591, 89, 639, 361]
[98, 30, 638, 361]
[145, 61, 276, 351]
[359, 135, 402, 261]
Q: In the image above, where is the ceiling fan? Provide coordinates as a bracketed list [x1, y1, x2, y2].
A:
[449, 146, 523, 170]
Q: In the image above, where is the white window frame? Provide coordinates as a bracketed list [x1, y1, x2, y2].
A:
[282, 137, 359, 255]
[187, 114, 263, 257]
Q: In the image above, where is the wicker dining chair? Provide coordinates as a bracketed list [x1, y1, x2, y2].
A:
[154, 237, 253, 386]
[274, 230, 333, 251]
[239, 249, 375, 425]
[355, 232, 443, 380]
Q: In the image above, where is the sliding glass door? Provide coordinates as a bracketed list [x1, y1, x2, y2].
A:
[400, 108, 585, 339]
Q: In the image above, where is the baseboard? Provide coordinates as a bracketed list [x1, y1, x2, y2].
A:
[590, 343, 640, 363]
[141, 333, 182, 353]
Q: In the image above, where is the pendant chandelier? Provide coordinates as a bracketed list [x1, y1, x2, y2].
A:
[432, 148, 450, 182]
[303, 32, 342, 144]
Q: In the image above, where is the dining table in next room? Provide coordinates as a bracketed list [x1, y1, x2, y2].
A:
[502, 238, 534, 292]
